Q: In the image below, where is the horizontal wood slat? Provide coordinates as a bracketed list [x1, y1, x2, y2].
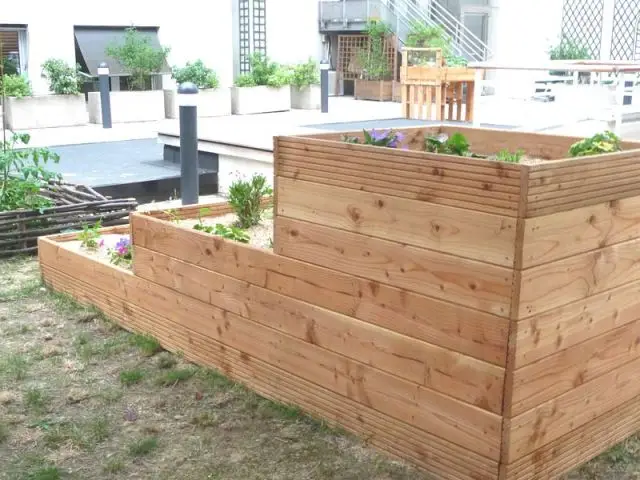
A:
[275, 216, 513, 317]
[131, 214, 509, 366]
[134, 246, 505, 413]
[40, 262, 499, 480]
[277, 177, 517, 267]
[39, 240, 502, 459]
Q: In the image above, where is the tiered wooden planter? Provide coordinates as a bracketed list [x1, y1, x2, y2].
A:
[39, 125, 640, 480]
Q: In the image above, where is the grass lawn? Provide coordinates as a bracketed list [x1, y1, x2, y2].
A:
[0, 256, 638, 479]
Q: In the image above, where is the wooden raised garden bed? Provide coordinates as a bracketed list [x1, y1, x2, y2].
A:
[354, 79, 398, 102]
[39, 125, 640, 480]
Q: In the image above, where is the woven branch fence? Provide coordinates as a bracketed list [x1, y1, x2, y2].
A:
[0, 182, 137, 257]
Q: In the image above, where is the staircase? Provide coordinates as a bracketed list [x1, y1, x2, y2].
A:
[318, 0, 493, 61]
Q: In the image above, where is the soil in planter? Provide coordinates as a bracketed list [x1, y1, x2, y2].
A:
[67, 233, 133, 270]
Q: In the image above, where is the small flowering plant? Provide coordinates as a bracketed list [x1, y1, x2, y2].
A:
[343, 129, 406, 149]
[108, 237, 133, 268]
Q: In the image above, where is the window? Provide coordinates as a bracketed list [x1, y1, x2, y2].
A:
[0, 25, 28, 75]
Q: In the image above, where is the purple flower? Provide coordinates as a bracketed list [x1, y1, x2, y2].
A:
[99, 239, 105, 248]
[115, 237, 131, 256]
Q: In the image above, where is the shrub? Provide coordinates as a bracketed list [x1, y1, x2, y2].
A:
[41, 58, 82, 95]
[549, 36, 590, 60]
[234, 74, 256, 87]
[171, 59, 219, 89]
[106, 27, 170, 91]
[405, 22, 467, 67]
[291, 58, 319, 88]
[1, 74, 32, 98]
[568, 131, 621, 157]
[234, 53, 290, 88]
[358, 20, 392, 81]
[228, 173, 273, 228]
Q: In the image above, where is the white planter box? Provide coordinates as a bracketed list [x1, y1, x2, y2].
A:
[291, 85, 321, 110]
[231, 86, 291, 115]
[88, 90, 165, 124]
[164, 88, 232, 119]
[4, 95, 88, 130]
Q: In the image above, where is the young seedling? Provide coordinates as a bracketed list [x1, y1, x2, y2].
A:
[77, 220, 102, 249]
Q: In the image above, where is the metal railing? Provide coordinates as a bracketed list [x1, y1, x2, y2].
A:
[319, 0, 493, 61]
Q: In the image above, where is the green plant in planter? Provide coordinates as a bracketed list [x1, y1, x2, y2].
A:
[106, 27, 170, 91]
[568, 131, 621, 157]
[77, 220, 102, 249]
[1, 74, 32, 98]
[193, 222, 250, 243]
[496, 149, 525, 164]
[549, 36, 590, 60]
[425, 133, 471, 156]
[291, 58, 320, 88]
[172, 60, 219, 89]
[41, 58, 82, 95]
[234, 53, 291, 88]
[0, 133, 60, 212]
[405, 22, 468, 67]
[228, 173, 273, 229]
[358, 20, 392, 81]
[343, 129, 405, 148]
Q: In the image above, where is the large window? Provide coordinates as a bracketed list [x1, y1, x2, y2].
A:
[0, 25, 28, 75]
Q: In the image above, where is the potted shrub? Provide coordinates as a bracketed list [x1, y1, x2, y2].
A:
[165, 60, 231, 118]
[355, 20, 396, 102]
[3, 59, 89, 130]
[88, 27, 169, 123]
[290, 58, 320, 110]
[231, 53, 291, 115]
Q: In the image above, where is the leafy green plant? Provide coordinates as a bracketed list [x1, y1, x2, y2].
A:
[0, 133, 61, 212]
[549, 36, 590, 60]
[291, 58, 320, 88]
[405, 22, 467, 67]
[425, 132, 471, 156]
[193, 222, 250, 243]
[172, 60, 219, 89]
[1, 74, 32, 98]
[234, 74, 257, 87]
[41, 58, 82, 95]
[496, 149, 525, 164]
[228, 174, 273, 228]
[358, 20, 392, 81]
[343, 129, 405, 148]
[234, 53, 290, 88]
[77, 220, 102, 249]
[568, 131, 622, 157]
[108, 237, 132, 267]
[106, 27, 170, 91]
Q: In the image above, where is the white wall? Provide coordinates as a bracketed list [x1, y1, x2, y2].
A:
[267, 0, 323, 65]
[3, 0, 235, 95]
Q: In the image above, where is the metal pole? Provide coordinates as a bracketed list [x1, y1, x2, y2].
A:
[97, 62, 112, 129]
[320, 61, 330, 113]
[178, 82, 199, 206]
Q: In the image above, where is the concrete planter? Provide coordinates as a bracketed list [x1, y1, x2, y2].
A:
[164, 88, 232, 119]
[231, 86, 291, 115]
[4, 95, 88, 130]
[88, 90, 165, 124]
[291, 85, 321, 110]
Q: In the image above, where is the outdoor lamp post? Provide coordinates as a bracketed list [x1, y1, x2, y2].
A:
[178, 82, 199, 206]
[320, 60, 330, 113]
[97, 62, 112, 129]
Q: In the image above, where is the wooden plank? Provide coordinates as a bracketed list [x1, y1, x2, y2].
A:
[510, 318, 640, 416]
[275, 217, 513, 316]
[505, 354, 640, 462]
[416, 84, 425, 120]
[277, 177, 517, 267]
[502, 393, 640, 480]
[455, 82, 464, 120]
[513, 280, 640, 368]
[279, 158, 520, 209]
[39, 241, 502, 459]
[465, 82, 474, 122]
[134, 246, 505, 412]
[277, 169, 518, 217]
[130, 214, 509, 366]
[519, 237, 640, 318]
[522, 194, 640, 267]
[527, 186, 640, 218]
[528, 148, 640, 174]
[40, 265, 499, 480]
[435, 82, 442, 121]
[409, 85, 415, 118]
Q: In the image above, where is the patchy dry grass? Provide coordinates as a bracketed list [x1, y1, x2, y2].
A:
[2, 256, 639, 480]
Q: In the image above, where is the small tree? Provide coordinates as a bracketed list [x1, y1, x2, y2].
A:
[106, 27, 170, 91]
[358, 20, 392, 81]
[41, 58, 82, 95]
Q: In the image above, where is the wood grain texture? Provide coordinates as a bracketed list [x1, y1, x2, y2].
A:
[522, 195, 640, 267]
[519, 237, 640, 318]
[502, 393, 640, 480]
[506, 354, 640, 462]
[40, 261, 499, 480]
[134, 246, 505, 412]
[513, 280, 640, 368]
[275, 216, 513, 316]
[510, 319, 640, 416]
[131, 213, 509, 366]
[277, 177, 517, 267]
[40, 239, 503, 459]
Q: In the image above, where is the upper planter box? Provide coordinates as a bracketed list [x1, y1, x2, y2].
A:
[231, 85, 290, 115]
[274, 125, 640, 479]
[4, 94, 89, 130]
[88, 90, 165, 124]
[164, 88, 232, 119]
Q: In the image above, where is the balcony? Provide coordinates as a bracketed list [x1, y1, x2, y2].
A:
[319, 0, 398, 33]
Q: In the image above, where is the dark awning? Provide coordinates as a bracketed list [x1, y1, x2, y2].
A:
[74, 26, 171, 77]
